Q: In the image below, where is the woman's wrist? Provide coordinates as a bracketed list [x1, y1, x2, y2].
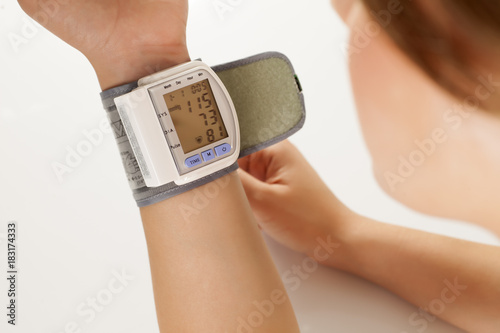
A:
[92, 46, 190, 90]
[309, 209, 368, 272]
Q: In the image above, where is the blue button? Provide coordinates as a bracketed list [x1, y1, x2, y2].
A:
[202, 149, 215, 161]
[215, 143, 231, 157]
[185, 155, 202, 168]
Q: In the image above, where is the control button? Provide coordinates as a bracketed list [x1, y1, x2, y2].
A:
[215, 143, 231, 157]
[202, 149, 215, 162]
[185, 155, 202, 168]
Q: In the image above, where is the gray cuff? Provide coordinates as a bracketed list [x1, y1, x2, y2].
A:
[100, 51, 306, 206]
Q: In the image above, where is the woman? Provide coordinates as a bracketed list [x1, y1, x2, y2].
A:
[17, 0, 500, 332]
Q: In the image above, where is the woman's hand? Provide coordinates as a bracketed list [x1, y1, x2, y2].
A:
[238, 140, 356, 255]
[17, 0, 190, 89]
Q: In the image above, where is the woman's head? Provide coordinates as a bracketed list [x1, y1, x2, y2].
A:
[333, 0, 500, 112]
[330, 0, 500, 222]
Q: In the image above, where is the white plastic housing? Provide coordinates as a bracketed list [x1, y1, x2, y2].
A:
[114, 61, 240, 187]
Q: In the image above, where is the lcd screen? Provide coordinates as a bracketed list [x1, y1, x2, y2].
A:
[163, 79, 228, 154]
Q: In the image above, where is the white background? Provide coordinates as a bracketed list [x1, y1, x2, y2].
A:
[1, 0, 499, 332]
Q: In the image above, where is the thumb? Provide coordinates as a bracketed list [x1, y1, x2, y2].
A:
[237, 168, 270, 206]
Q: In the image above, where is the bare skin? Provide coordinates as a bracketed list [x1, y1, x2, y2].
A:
[140, 173, 299, 332]
[18, 0, 300, 331]
[338, 0, 500, 234]
[239, 1, 500, 332]
[239, 141, 500, 333]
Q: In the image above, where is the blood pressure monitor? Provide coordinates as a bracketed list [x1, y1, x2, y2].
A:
[114, 61, 240, 188]
[101, 52, 306, 206]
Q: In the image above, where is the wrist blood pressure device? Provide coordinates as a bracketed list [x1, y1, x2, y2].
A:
[114, 61, 240, 188]
[101, 52, 305, 207]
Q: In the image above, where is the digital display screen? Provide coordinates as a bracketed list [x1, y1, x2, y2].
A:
[163, 79, 228, 154]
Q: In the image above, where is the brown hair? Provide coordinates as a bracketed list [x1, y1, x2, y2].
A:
[361, 0, 500, 111]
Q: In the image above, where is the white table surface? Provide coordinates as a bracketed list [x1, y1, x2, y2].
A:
[1, 0, 498, 332]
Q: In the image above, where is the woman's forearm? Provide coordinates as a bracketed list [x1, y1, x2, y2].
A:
[95, 58, 299, 331]
[326, 214, 500, 332]
[140, 172, 300, 332]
